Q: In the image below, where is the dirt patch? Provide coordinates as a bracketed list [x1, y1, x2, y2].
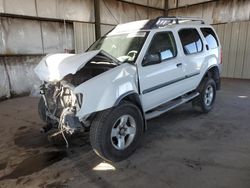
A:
[44, 181, 68, 188]
[18, 126, 27, 131]
[183, 158, 202, 171]
[0, 151, 67, 181]
[14, 128, 51, 149]
[0, 162, 7, 171]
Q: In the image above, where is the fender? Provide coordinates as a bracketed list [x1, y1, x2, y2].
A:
[73, 63, 139, 119]
[198, 64, 221, 90]
[195, 50, 221, 90]
[114, 91, 147, 131]
[114, 91, 138, 106]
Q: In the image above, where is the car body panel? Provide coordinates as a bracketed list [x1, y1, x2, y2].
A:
[34, 50, 119, 82]
[34, 50, 101, 82]
[135, 27, 189, 111]
[134, 24, 221, 111]
[73, 63, 138, 119]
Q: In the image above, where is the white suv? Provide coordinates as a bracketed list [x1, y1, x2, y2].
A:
[35, 17, 222, 162]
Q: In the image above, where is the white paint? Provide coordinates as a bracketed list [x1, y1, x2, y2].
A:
[135, 24, 221, 111]
[73, 63, 138, 118]
[35, 20, 221, 121]
[34, 50, 139, 118]
[34, 50, 101, 82]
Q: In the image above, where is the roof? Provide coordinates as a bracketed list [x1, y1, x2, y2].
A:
[108, 16, 206, 35]
[147, 16, 205, 28]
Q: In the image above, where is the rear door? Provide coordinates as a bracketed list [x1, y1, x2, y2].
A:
[177, 28, 206, 89]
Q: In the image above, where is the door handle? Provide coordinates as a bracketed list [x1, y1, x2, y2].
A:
[176, 63, 182, 67]
[206, 44, 209, 50]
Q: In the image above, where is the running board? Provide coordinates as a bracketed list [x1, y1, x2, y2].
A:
[145, 92, 199, 120]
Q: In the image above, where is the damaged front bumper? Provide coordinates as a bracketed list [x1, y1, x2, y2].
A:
[40, 81, 85, 134]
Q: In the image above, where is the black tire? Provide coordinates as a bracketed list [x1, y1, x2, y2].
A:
[38, 97, 48, 123]
[90, 101, 143, 162]
[192, 78, 216, 113]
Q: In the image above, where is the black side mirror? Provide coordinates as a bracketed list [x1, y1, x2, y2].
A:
[142, 53, 161, 66]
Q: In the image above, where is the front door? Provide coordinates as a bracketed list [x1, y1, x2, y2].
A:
[137, 31, 187, 111]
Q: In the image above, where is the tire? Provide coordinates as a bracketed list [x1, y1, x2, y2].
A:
[192, 78, 216, 113]
[38, 97, 48, 123]
[90, 101, 143, 162]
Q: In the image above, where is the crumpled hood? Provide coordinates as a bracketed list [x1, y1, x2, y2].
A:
[34, 50, 118, 82]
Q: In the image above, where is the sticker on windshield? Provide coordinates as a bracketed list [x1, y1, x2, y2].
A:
[127, 32, 146, 38]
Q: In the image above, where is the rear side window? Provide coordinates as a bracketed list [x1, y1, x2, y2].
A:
[178, 29, 203, 55]
[201, 28, 219, 49]
[147, 32, 177, 61]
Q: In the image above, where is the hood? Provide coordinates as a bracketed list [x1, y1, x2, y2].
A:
[34, 50, 119, 82]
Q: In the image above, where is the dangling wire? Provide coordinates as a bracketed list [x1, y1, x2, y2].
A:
[59, 108, 69, 148]
[61, 126, 69, 148]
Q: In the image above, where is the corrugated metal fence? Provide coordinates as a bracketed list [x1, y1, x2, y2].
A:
[73, 22, 115, 53]
[214, 21, 250, 79]
[73, 22, 96, 53]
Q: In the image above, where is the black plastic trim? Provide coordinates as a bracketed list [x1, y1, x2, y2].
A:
[114, 91, 137, 106]
[142, 72, 200, 94]
[198, 65, 221, 90]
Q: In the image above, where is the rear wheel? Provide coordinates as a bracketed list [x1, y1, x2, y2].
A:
[192, 78, 216, 113]
[90, 101, 143, 162]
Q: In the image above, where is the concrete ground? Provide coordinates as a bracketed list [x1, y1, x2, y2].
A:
[0, 78, 250, 188]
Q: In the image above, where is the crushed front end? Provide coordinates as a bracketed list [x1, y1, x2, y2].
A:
[35, 50, 119, 146]
[39, 80, 84, 146]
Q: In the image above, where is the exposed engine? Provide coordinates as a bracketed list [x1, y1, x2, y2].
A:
[36, 50, 120, 147]
[39, 60, 117, 139]
[63, 60, 117, 86]
[39, 81, 80, 147]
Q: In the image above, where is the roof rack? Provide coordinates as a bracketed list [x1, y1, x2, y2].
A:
[144, 16, 205, 29]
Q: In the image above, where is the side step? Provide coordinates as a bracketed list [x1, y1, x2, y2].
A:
[145, 92, 199, 120]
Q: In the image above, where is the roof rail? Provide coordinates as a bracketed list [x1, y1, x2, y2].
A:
[147, 16, 205, 29]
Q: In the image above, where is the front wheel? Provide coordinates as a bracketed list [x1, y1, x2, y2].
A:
[90, 101, 143, 162]
[38, 97, 49, 123]
[192, 78, 216, 113]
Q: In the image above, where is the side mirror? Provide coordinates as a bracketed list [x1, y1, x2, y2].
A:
[142, 53, 161, 66]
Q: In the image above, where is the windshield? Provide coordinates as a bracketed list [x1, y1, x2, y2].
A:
[88, 31, 148, 63]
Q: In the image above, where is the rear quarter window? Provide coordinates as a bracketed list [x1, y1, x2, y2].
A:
[178, 28, 203, 55]
[200, 27, 219, 49]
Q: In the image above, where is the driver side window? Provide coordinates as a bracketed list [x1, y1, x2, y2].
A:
[146, 32, 177, 64]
